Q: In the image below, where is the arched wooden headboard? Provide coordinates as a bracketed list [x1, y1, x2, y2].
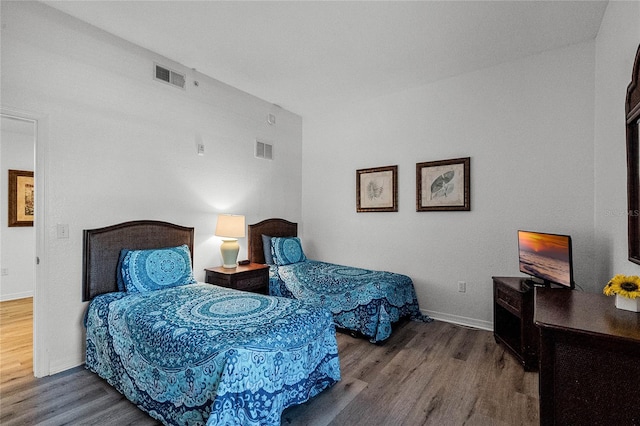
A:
[247, 218, 298, 264]
[82, 220, 194, 301]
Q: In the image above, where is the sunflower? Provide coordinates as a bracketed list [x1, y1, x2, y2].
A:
[603, 274, 640, 299]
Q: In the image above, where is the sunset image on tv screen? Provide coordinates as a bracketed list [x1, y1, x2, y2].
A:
[518, 231, 571, 286]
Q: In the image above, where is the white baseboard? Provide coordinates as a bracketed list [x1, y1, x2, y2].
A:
[1, 291, 34, 302]
[49, 357, 85, 376]
[423, 309, 493, 332]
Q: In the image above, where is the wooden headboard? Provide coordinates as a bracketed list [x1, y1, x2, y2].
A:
[82, 220, 194, 301]
[248, 218, 298, 264]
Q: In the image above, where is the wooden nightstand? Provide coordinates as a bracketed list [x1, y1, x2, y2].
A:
[204, 263, 269, 294]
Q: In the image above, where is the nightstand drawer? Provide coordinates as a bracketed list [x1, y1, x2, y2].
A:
[209, 276, 232, 287]
[204, 263, 269, 295]
[235, 275, 266, 291]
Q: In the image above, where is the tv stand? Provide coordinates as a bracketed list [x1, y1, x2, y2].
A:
[492, 276, 538, 371]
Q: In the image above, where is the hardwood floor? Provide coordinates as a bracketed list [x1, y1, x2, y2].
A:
[283, 321, 538, 426]
[0, 300, 538, 425]
[0, 298, 33, 389]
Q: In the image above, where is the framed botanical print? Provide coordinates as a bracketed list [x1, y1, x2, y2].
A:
[416, 157, 470, 211]
[356, 165, 398, 212]
[8, 169, 34, 227]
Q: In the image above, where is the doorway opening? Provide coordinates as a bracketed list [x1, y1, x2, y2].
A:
[1, 112, 39, 379]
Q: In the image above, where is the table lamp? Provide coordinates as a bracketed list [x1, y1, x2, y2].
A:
[215, 214, 245, 268]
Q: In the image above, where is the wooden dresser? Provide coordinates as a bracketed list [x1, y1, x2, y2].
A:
[535, 288, 640, 426]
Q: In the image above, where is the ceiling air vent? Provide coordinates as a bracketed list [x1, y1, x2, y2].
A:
[255, 140, 273, 160]
[154, 64, 186, 89]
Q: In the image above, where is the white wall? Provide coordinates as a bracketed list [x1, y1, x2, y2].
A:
[0, 116, 36, 301]
[594, 1, 640, 285]
[302, 42, 597, 329]
[1, 1, 302, 374]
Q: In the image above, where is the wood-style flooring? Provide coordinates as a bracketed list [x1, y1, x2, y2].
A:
[1, 299, 538, 425]
[0, 298, 33, 389]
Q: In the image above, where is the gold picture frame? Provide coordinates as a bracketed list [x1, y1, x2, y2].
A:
[8, 169, 34, 227]
[416, 157, 470, 211]
[356, 165, 398, 212]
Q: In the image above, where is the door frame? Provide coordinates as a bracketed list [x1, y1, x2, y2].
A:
[2, 106, 49, 377]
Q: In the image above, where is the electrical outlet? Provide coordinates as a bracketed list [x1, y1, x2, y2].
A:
[1, 268, 8, 276]
[197, 143, 205, 156]
[458, 281, 466, 293]
[57, 224, 69, 239]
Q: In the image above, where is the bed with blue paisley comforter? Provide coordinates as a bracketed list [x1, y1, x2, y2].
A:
[269, 259, 429, 343]
[248, 219, 431, 344]
[82, 221, 340, 426]
[85, 283, 341, 426]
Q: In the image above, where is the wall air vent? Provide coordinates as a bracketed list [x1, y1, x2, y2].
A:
[255, 140, 273, 160]
[154, 64, 186, 89]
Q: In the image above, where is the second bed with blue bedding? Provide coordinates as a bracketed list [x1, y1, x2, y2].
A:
[249, 219, 431, 343]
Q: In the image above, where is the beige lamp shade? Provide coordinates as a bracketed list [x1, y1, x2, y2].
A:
[215, 214, 246, 238]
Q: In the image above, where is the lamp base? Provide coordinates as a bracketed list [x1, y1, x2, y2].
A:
[220, 239, 240, 269]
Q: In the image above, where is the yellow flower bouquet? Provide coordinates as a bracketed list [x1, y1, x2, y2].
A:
[603, 274, 640, 312]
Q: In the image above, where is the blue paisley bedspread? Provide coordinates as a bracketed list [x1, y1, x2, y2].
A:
[85, 283, 341, 425]
[269, 260, 432, 343]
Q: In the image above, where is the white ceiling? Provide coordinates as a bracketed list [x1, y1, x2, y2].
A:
[43, 1, 608, 118]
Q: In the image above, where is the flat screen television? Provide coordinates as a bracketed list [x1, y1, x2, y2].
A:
[518, 230, 574, 289]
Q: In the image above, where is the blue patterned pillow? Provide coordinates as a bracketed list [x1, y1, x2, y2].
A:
[271, 237, 306, 266]
[116, 249, 128, 292]
[120, 244, 197, 293]
[262, 234, 274, 265]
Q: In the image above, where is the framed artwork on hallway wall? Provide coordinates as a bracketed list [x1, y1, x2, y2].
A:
[356, 165, 398, 212]
[8, 169, 34, 227]
[416, 157, 470, 211]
